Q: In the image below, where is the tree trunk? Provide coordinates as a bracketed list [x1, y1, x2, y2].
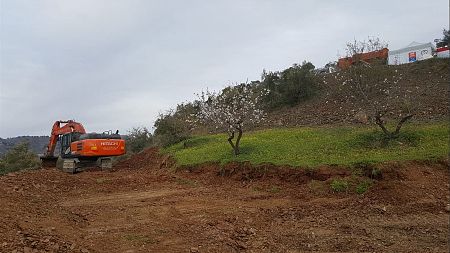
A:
[374, 111, 391, 137]
[227, 131, 236, 154]
[393, 114, 414, 137]
[375, 111, 414, 139]
[227, 127, 243, 156]
[234, 127, 243, 156]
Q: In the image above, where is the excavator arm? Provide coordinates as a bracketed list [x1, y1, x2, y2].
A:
[44, 120, 86, 157]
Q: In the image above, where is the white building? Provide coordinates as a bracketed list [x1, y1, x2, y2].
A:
[388, 41, 434, 65]
[436, 46, 449, 58]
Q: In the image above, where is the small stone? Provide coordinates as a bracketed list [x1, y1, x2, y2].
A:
[70, 243, 76, 250]
[445, 204, 450, 212]
[1, 242, 6, 247]
[190, 247, 199, 252]
[381, 206, 387, 212]
[354, 111, 369, 124]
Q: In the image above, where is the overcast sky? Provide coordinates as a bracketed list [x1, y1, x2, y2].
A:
[0, 0, 448, 137]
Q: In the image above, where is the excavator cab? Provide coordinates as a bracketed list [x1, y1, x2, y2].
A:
[59, 132, 85, 157]
[60, 133, 75, 157]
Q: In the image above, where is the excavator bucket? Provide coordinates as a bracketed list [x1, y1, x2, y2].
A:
[40, 156, 58, 168]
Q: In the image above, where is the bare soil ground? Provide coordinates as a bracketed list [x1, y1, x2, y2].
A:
[1, 149, 449, 253]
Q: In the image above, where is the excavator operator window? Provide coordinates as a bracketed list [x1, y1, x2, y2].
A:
[60, 133, 72, 156]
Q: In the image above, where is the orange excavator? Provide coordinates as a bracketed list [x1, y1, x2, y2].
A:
[40, 120, 126, 173]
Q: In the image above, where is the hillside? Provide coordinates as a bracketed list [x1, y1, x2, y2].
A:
[0, 136, 49, 156]
[166, 58, 449, 142]
[262, 59, 449, 128]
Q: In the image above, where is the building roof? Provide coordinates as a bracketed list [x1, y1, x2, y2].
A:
[388, 42, 434, 55]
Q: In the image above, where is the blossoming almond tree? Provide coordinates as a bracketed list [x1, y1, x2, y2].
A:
[342, 38, 415, 139]
[196, 84, 266, 155]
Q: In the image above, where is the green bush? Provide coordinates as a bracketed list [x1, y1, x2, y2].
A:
[356, 180, 372, 194]
[126, 127, 153, 153]
[330, 179, 349, 192]
[261, 61, 319, 109]
[0, 142, 41, 175]
[154, 111, 191, 147]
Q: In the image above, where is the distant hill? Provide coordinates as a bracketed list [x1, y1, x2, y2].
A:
[0, 136, 49, 156]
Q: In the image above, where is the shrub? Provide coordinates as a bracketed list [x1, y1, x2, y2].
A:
[0, 142, 41, 175]
[126, 127, 153, 153]
[356, 180, 373, 194]
[261, 61, 318, 109]
[330, 179, 349, 192]
[370, 168, 382, 179]
[154, 110, 191, 147]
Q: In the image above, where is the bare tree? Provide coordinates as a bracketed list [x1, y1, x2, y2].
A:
[345, 36, 388, 58]
[342, 38, 415, 139]
[195, 84, 266, 155]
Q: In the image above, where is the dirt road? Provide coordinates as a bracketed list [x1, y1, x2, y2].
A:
[0, 149, 448, 252]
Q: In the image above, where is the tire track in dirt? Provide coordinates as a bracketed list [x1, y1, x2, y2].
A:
[60, 189, 184, 207]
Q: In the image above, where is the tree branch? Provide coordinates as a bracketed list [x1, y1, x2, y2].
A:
[393, 114, 414, 136]
[375, 111, 391, 137]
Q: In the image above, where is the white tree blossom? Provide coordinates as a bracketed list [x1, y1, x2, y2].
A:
[196, 84, 266, 155]
[342, 37, 414, 139]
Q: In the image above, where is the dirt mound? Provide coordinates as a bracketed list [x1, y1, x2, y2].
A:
[177, 161, 352, 185]
[1, 151, 448, 252]
[114, 147, 174, 171]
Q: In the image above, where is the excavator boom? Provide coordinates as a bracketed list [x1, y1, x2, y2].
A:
[44, 120, 86, 158]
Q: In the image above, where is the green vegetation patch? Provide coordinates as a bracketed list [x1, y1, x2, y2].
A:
[175, 177, 198, 187]
[163, 122, 448, 167]
[0, 142, 41, 175]
[355, 180, 373, 194]
[330, 179, 349, 192]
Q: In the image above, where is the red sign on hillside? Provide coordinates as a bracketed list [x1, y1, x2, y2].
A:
[408, 52, 416, 62]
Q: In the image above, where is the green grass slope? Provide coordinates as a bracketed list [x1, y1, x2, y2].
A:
[163, 122, 448, 167]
